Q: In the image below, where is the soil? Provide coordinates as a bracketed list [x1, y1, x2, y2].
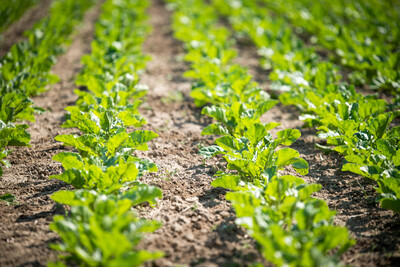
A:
[0, 0, 54, 57]
[1, 0, 399, 266]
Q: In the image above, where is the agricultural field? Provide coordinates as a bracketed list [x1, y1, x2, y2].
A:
[0, 0, 399, 266]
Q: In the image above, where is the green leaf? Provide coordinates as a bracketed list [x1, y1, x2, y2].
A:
[105, 162, 139, 189]
[380, 198, 400, 214]
[381, 178, 400, 198]
[292, 158, 309, 175]
[109, 250, 164, 267]
[316, 226, 352, 252]
[394, 150, 400, 166]
[50, 169, 86, 188]
[199, 145, 224, 159]
[55, 134, 100, 156]
[51, 190, 98, 206]
[119, 112, 146, 127]
[211, 173, 240, 190]
[201, 123, 229, 135]
[264, 122, 281, 131]
[256, 99, 279, 116]
[226, 191, 261, 217]
[298, 183, 322, 200]
[246, 123, 268, 146]
[0, 193, 16, 203]
[274, 148, 299, 168]
[342, 163, 371, 178]
[201, 105, 228, 124]
[274, 148, 308, 174]
[53, 152, 84, 170]
[345, 155, 366, 165]
[276, 129, 301, 146]
[376, 139, 396, 158]
[215, 136, 239, 151]
[368, 112, 395, 139]
[121, 184, 162, 206]
[107, 132, 129, 155]
[126, 130, 158, 151]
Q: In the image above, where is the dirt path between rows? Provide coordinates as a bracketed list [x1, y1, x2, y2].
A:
[0, 3, 102, 266]
[0, 0, 53, 57]
[136, 0, 266, 266]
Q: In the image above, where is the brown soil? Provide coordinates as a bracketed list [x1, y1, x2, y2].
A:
[135, 1, 267, 266]
[0, 0, 53, 57]
[0, 0, 399, 266]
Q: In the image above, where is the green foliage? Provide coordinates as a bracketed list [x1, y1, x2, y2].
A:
[201, 124, 308, 181]
[55, 101, 157, 160]
[0, 121, 30, 175]
[48, 0, 163, 266]
[169, 0, 272, 107]
[74, 0, 151, 110]
[51, 154, 157, 194]
[226, 176, 353, 267]
[50, 190, 163, 266]
[1, 0, 95, 97]
[220, 0, 400, 214]
[0, 0, 95, 177]
[262, 0, 400, 96]
[0, 0, 39, 33]
[201, 101, 278, 137]
[0, 193, 18, 205]
[169, 0, 354, 265]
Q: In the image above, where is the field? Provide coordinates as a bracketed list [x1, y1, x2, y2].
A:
[0, 0, 399, 266]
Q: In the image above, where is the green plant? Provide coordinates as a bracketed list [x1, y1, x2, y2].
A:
[48, 0, 163, 265]
[216, 0, 400, 214]
[50, 190, 163, 266]
[0, 0, 39, 33]
[168, 0, 354, 265]
[0, 0, 96, 177]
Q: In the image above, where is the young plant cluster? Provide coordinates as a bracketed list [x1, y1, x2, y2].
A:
[265, 0, 400, 97]
[0, 0, 39, 33]
[0, 0, 95, 176]
[168, 0, 354, 266]
[215, 0, 400, 214]
[48, 0, 163, 265]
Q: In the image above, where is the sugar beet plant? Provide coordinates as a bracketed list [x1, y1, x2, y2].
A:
[48, 0, 163, 266]
[214, 0, 400, 214]
[168, 0, 354, 266]
[0, 0, 96, 177]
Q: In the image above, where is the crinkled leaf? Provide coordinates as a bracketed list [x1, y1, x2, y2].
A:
[199, 145, 224, 159]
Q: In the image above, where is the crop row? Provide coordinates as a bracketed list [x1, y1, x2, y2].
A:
[213, 0, 400, 214]
[263, 0, 400, 99]
[0, 0, 96, 177]
[46, 0, 163, 266]
[168, 0, 353, 266]
[0, 0, 39, 33]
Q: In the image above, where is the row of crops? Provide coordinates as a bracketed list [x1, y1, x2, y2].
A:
[0, 0, 96, 176]
[47, 0, 164, 265]
[0, 0, 399, 266]
[213, 0, 400, 214]
[0, 0, 40, 33]
[168, 0, 353, 265]
[1, 0, 164, 266]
